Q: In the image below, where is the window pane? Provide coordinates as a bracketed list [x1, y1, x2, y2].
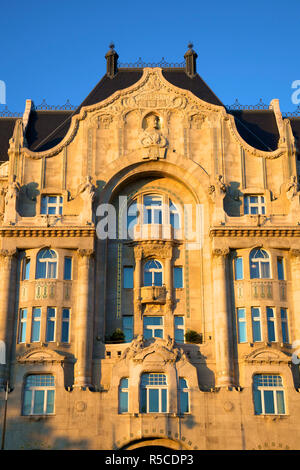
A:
[154, 271, 162, 286]
[180, 390, 189, 413]
[123, 267, 133, 288]
[267, 308, 276, 342]
[140, 388, 147, 413]
[264, 390, 275, 414]
[144, 329, 152, 339]
[175, 329, 184, 343]
[119, 391, 128, 413]
[23, 390, 32, 415]
[154, 329, 163, 338]
[254, 390, 262, 415]
[261, 262, 270, 278]
[174, 267, 183, 288]
[33, 390, 44, 414]
[123, 316, 133, 342]
[250, 262, 259, 279]
[36, 260, 46, 279]
[161, 389, 167, 412]
[276, 391, 285, 414]
[235, 257, 243, 280]
[238, 322, 247, 343]
[61, 322, 69, 343]
[144, 317, 162, 326]
[46, 390, 55, 414]
[144, 271, 152, 286]
[149, 389, 159, 412]
[64, 257, 72, 280]
[277, 258, 284, 280]
[175, 316, 184, 326]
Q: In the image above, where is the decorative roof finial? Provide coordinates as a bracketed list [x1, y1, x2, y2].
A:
[184, 42, 197, 78]
[105, 42, 119, 79]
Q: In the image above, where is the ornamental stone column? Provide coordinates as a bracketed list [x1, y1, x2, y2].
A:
[133, 246, 143, 336]
[212, 248, 234, 388]
[0, 249, 17, 389]
[290, 249, 300, 340]
[74, 249, 95, 389]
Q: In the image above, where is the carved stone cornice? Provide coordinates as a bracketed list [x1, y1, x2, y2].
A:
[210, 227, 300, 238]
[16, 346, 75, 364]
[0, 227, 95, 238]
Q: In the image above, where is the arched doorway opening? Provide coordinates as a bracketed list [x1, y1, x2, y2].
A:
[121, 437, 187, 451]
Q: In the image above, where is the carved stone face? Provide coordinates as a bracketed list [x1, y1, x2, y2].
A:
[145, 114, 159, 130]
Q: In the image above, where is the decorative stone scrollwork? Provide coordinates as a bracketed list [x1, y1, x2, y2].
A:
[134, 242, 173, 260]
[119, 336, 187, 365]
[77, 248, 95, 259]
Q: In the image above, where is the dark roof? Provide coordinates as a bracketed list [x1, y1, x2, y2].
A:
[290, 118, 300, 148]
[162, 69, 224, 106]
[228, 109, 280, 151]
[25, 110, 73, 152]
[0, 117, 18, 162]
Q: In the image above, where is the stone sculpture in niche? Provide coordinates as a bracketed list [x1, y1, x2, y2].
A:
[4, 175, 20, 224]
[77, 175, 96, 224]
[140, 114, 167, 160]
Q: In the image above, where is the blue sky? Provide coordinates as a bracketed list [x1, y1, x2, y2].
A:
[0, 0, 299, 113]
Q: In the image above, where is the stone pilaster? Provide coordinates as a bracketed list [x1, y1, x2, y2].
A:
[74, 249, 95, 389]
[212, 248, 234, 388]
[290, 249, 300, 341]
[0, 249, 17, 389]
[133, 246, 142, 336]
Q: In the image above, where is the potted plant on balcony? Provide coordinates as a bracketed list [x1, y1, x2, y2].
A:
[184, 329, 202, 344]
[109, 328, 125, 343]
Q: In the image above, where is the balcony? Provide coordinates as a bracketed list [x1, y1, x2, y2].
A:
[234, 279, 287, 302]
[140, 286, 167, 304]
[133, 224, 182, 241]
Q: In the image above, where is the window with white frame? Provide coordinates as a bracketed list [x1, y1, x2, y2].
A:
[234, 257, 243, 280]
[119, 378, 129, 413]
[41, 195, 63, 215]
[140, 373, 167, 413]
[251, 307, 262, 342]
[23, 375, 55, 416]
[179, 378, 189, 414]
[46, 307, 56, 342]
[174, 316, 184, 343]
[253, 375, 286, 415]
[237, 308, 247, 343]
[31, 307, 41, 342]
[20, 255, 30, 281]
[61, 308, 70, 343]
[143, 316, 164, 339]
[143, 194, 163, 224]
[267, 307, 276, 342]
[281, 308, 289, 343]
[63, 257, 72, 280]
[18, 308, 27, 343]
[36, 249, 57, 279]
[144, 259, 163, 286]
[244, 195, 265, 215]
[250, 249, 271, 279]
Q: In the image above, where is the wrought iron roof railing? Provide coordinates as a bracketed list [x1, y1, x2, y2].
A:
[226, 98, 269, 111]
[118, 57, 185, 68]
[0, 106, 22, 117]
[32, 99, 77, 111]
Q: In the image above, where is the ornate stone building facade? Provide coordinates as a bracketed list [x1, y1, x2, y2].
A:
[0, 45, 300, 450]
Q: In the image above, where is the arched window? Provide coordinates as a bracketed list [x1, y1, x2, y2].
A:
[179, 378, 189, 414]
[36, 249, 57, 279]
[140, 373, 167, 413]
[119, 378, 129, 413]
[144, 260, 163, 286]
[23, 375, 55, 416]
[250, 249, 270, 279]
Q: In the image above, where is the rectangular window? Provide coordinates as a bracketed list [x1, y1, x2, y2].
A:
[18, 308, 27, 343]
[31, 308, 41, 342]
[61, 308, 70, 343]
[267, 307, 276, 342]
[277, 257, 285, 280]
[63, 257, 72, 280]
[46, 307, 56, 342]
[173, 267, 183, 288]
[41, 195, 63, 215]
[174, 316, 185, 343]
[281, 308, 289, 343]
[253, 375, 285, 415]
[21, 258, 30, 281]
[234, 257, 243, 280]
[119, 378, 129, 413]
[251, 307, 262, 342]
[141, 373, 167, 413]
[237, 308, 247, 343]
[23, 375, 55, 416]
[244, 195, 266, 215]
[123, 266, 134, 289]
[122, 316, 133, 343]
[143, 195, 163, 224]
[143, 316, 164, 339]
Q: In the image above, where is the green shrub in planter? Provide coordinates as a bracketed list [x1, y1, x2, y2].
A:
[184, 329, 202, 344]
[110, 328, 125, 342]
